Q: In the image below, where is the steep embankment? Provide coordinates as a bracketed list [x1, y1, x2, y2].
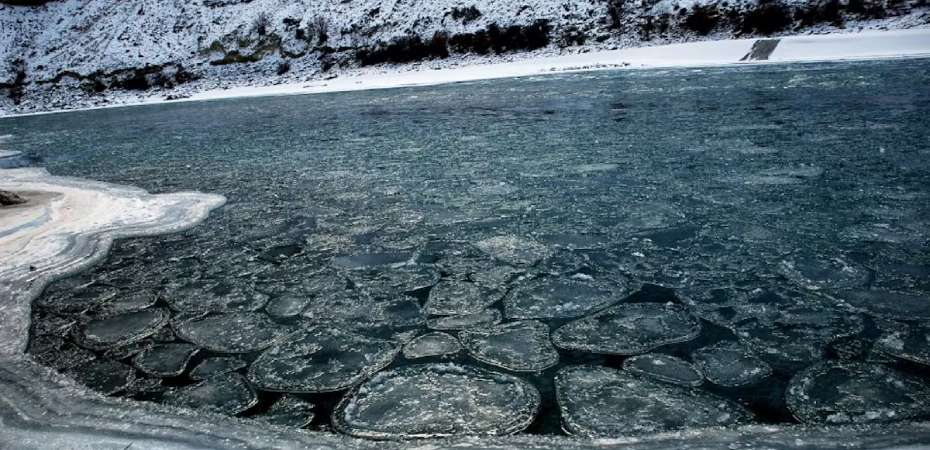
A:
[1, 0, 928, 114]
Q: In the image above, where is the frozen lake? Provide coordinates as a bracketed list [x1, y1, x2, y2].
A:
[3, 57, 930, 439]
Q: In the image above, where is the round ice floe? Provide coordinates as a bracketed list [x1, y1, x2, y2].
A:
[333, 363, 540, 439]
[76, 308, 169, 350]
[68, 359, 136, 395]
[253, 395, 316, 428]
[348, 266, 440, 296]
[164, 373, 258, 416]
[786, 362, 930, 424]
[504, 277, 625, 320]
[732, 303, 864, 364]
[248, 325, 399, 393]
[475, 235, 551, 266]
[28, 335, 96, 372]
[622, 354, 703, 387]
[189, 356, 248, 381]
[459, 320, 559, 372]
[173, 312, 291, 354]
[36, 283, 118, 313]
[132, 343, 199, 377]
[552, 303, 701, 356]
[778, 256, 869, 291]
[835, 289, 930, 321]
[555, 365, 752, 437]
[96, 290, 159, 316]
[301, 294, 424, 327]
[425, 280, 496, 316]
[265, 294, 314, 319]
[691, 341, 771, 387]
[427, 308, 502, 331]
[164, 281, 269, 313]
[875, 325, 930, 367]
[402, 332, 462, 359]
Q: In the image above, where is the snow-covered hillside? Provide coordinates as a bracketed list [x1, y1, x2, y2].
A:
[1, 0, 928, 114]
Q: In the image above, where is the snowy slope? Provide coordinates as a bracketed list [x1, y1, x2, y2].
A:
[1, 0, 928, 114]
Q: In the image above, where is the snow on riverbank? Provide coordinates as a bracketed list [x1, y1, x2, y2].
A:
[3, 28, 928, 118]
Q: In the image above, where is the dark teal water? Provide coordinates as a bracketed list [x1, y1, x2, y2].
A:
[5, 58, 930, 438]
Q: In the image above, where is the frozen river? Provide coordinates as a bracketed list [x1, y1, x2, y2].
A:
[2, 57, 930, 439]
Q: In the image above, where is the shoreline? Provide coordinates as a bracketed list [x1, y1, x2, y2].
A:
[2, 28, 929, 119]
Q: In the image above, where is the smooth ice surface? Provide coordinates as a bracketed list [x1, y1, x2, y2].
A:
[459, 320, 559, 372]
[334, 363, 540, 439]
[67, 358, 136, 396]
[504, 277, 627, 320]
[189, 356, 248, 380]
[75, 308, 168, 351]
[787, 362, 930, 424]
[173, 312, 291, 353]
[132, 342, 199, 377]
[691, 341, 772, 387]
[164, 373, 258, 416]
[402, 332, 462, 359]
[555, 365, 752, 437]
[623, 353, 704, 387]
[254, 395, 316, 428]
[552, 303, 701, 355]
[248, 325, 399, 393]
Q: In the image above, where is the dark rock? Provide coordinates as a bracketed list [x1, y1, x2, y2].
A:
[0, 190, 26, 206]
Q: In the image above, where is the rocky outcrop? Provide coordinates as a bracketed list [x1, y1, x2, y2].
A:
[0, 190, 25, 206]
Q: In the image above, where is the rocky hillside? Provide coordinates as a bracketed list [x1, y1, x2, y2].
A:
[1, 0, 928, 113]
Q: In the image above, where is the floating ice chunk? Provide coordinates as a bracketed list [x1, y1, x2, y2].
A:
[778, 256, 869, 291]
[552, 303, 701, 356]
[348, 266, 440, 296]
[173, 312, 291, 354]
[189, 356, 248, 381]
[164, 281, 270, 313]
[787, 362, 930, 424]
[691, 341, 771, 387]
[248, 325, 398, 393]
[402, 332, 462, 359]
[253, 395, 316, 428]
[835, 289, 930, 321]
[333, 363, 540, 439]
[133, 343, 199, 378]
[332, 252, 412, 270]
[36, 283, 118, 314]
[27, 335, 96, 372]
[96, 290, 159, 316]
[555, 365, 752, 437]
[425, 280, 496, 316]
[733, 303, 864, 364]
[164, 373, 258, 416]
[427, 308, 502, 331]
[265, 294, 314, 319]
[876, 325, 930, 367]
[623, 354, 703, 387]
[459, 320, 559, 372]
[504, 277, 625, 320]
[68, 359, 136, 396]
[475, 235, 551, 266]
[75, 308, 169, 351]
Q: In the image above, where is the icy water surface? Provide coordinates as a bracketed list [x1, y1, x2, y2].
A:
[4, 58, 930, 439]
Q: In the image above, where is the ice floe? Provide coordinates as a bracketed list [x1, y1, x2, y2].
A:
[173, 312, 291, 354]
[552, 303, 701, 356]
[504, 277, 626, 320]
[164, 373, 258, 416]
[622, 353, 703, 387]
[132, 343, 199, 377]
[691, 341, 772, 387]
[459, 320, 559, 372]
[402, 332, 462, 359]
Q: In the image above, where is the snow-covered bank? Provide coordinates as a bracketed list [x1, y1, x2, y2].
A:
[3, 28, 929, 118]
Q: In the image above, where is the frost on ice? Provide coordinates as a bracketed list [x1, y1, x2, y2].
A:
[164, 281, 270, 313]
[402, 332, 462, 359]
[426, 308, 502, 331]
[622, 353, 703, 387]
[173, 312, 291, 353]
[459, 320, 559, 372]
[875, 325, 930, 367]
[552, 302, 701, 355]
[164, 373, 259, 416]
[787, 362, 930, 424]
[67, 359, 136, 396]
[691, 341, 771, 387]
[333, 363, 540, 439]
[555, 365, 752, 437]
[425, 280, 496, 316]
[247, 325, 398, 393]
[503, 277, 626, 320]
